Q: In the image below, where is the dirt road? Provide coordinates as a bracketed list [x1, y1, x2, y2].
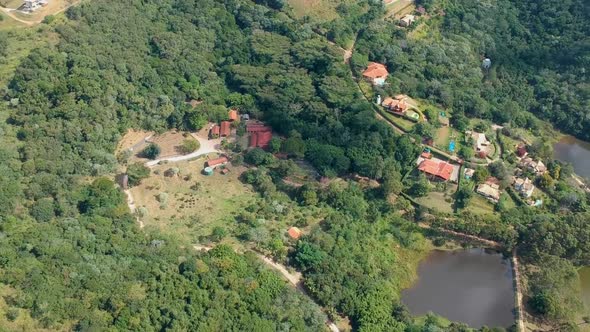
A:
[145, 135, 221, 166]
[512, 249, 525, 332]
[123, 189, 144, 229]
[193, 245, 339, 332]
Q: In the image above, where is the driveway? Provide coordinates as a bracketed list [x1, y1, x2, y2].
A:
[145, 135, 221, 167]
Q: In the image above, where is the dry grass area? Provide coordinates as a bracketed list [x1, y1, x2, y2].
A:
[129, 156, 255, 242]
[8, 0, 78, 23]
[145, 131, 196, 158]
[115, 129, 153, 154]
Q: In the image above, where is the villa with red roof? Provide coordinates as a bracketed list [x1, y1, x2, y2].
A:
[362, 62, 389, 86]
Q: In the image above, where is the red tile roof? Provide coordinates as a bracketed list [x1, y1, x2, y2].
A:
[246, 124, 272, 133]
[206, 156, 228, 168]
[220, 121, 231, 137]
[418, 159, 454, 181]
[249, 132, 258, 147]
[362, 62, 389, 79]
[287, 227, 302, 240]
[228, 109, 238, 121]
[249, 131, 273, 148]
[211, 125, 220, 136]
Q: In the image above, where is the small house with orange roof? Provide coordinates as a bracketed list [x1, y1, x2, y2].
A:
[362, 62, 389, 86]
[287, 227, 302, 240]
[228, 109, 239, 122]
[210, 125, 220, 138]
[220, 121, 231, 137]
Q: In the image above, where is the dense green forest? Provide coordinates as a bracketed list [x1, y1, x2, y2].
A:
[0, 0, 589, 330]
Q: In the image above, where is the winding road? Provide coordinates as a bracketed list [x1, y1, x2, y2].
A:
[145, 134, 221, 166]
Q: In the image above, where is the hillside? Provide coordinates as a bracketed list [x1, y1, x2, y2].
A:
[0, 0, 588, 331]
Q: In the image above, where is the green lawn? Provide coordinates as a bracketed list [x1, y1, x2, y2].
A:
[466, 194, 496, 215]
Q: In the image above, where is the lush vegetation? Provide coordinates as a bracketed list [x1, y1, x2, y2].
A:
[0, 0, 589, 330]
[353, 0, 590, 141]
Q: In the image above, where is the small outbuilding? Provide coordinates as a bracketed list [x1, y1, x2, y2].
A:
[206, 156, 229, 169]
[220, 121, 231, 137]
[287, 227, 302, 240]
[228, 109, 239, 121]
[399, 14, 416, 27]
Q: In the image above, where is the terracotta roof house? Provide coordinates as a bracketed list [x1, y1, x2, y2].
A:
[287, 227, 302, 240]
[421, 151, 432, 159]
[210, 125, 220, 138]
[382, 96, 408, 113]
[250, 131, 272, 149]
[206, 156, 229, 168]
[228, 109, 239, 121]
[362, 62, 389, 86]
[220, 121, 231, 137]
[418, 159, 454, 182]
[246, 123, 272, 133]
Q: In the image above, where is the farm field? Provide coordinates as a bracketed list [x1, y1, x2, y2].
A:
[129, 156, 255, 243]
[287, 0, 340, 21]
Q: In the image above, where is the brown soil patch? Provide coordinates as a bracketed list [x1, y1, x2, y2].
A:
[116, 129, 153, 154]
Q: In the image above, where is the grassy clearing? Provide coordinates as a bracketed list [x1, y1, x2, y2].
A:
[287, 0, 341, 22]
[0, 23, 58, 87]
[129, 156, 255, 243]
[0, 284, 65, 331]
[414, 182, 457, 214]
[466, 194, 496, 216]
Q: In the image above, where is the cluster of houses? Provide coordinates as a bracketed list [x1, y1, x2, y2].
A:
[210, 109, 239, 139]
[381, 94, 420, 122]
[247, 123, 273, 149]
[467, 143, 547, 205]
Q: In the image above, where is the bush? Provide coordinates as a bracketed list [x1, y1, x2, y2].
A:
[127, 163, 150, 187]
[180, 139, 200, 154]
[141, 144, 161, 160]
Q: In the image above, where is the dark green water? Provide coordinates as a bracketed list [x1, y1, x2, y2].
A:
[401, 248, 515, 328]
[554, 136, 590, 178]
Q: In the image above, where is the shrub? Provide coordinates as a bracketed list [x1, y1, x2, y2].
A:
[180, 139, 200, 154]
[141, 144, 161, 160]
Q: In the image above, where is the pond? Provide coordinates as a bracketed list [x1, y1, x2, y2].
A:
[401, 248, 515, 328]
[554, 135, 590, 178]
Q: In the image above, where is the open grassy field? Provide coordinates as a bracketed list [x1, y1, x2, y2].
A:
[129, 155, 256, 243]
[287, 0, 341, 21]
[416, 190, 454, 213]
[466, 194, 496, 216]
